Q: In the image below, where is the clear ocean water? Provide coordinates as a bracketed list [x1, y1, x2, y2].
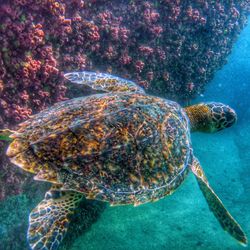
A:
[0, 6, 250, 250]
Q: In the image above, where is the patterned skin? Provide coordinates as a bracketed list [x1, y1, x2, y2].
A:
[1, 72, 247, 249]
[184, 102, 237, 133]
[28, 189, 83, 250]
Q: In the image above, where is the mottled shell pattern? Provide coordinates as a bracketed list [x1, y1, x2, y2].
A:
[7, 92, 192, 206]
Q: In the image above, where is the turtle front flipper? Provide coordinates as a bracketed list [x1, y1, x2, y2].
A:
[191, 158, 247, 246]
[28, 188, 83, 250]
[64, 71, 145, 93]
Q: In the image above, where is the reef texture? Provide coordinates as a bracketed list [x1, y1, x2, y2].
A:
[0, 0, 249, 200]
[0, 0, 249, 127]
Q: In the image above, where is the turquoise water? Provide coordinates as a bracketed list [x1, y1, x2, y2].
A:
[1, 13, 250, 250]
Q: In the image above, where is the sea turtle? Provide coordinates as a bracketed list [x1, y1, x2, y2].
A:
[1, 71, 247, 250]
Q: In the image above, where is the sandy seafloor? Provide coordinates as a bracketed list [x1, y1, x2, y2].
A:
[1, 19, 250, 250]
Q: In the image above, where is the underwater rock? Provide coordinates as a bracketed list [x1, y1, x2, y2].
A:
[0, 0, 249, 127]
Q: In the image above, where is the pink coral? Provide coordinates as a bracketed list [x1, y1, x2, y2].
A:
[135, 60, 145, 73]
[139, 46, 154, 56]
[119, 53, 132, 65]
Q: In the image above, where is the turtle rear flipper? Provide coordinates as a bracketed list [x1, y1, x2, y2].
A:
[64, 71, 145, 93]
[191, 158, 247, 246]
[28, 188, 83, 250]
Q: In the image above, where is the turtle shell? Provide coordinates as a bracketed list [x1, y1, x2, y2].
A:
[7, 93, 192, 205]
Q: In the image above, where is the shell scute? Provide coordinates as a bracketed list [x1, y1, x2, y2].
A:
[8, 93, 192, 205]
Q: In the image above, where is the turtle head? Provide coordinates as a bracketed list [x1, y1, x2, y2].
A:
[184, 102, 237, 133]
[206, 102, 237, 132]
